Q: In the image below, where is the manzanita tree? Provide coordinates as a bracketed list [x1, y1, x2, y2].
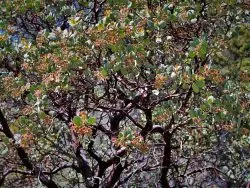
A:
[0, 0, 250, 187]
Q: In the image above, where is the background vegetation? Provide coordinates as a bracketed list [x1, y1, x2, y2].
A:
[0, 0, 250, 187]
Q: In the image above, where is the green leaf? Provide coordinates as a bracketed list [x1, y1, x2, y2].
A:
[191, 38, 199, 47]
[127, 134, 133, 140]
[199, 40, 208, 59]
[97, 23, 104, 31]
[196, 79, 205, 89]
[2, 137, 9, 145]
[73, 116, 83, 127]
[39, 111, 47, 119]
[127, 1, 133, 8]
[207, 96, 215, 104]
[124, 128, 132, 136]
[1, 147, 8, 155]
[201, 104, 208, 111]
[87, 117, 96, 125]
[189, 109, 197, 118]
[192, 83, 200, 93]
[101, 67, 108, 76]
[19, 116, 28, 125]
[158, 20, 167, 29]
[188, 51, 196, 59]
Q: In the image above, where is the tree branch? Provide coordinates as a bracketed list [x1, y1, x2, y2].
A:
[0, 110, 59, 188]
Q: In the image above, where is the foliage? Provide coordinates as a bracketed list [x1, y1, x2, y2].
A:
[0, 0, 250, 187]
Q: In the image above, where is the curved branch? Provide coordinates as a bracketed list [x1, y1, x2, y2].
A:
[0, 110, 59, 188]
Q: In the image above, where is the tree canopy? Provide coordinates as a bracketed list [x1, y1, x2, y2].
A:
[0, 0, 250, 187]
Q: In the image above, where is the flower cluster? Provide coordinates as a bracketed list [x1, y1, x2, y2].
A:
[155, 74, 167, 89]
[71, 126, 92, 137]
[71, 112, 94, 137]
[154, 111, 170, 123]
[112, 130, 148, 153]
[201, 66, 225, 84]
[20, 133, 34, 149]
